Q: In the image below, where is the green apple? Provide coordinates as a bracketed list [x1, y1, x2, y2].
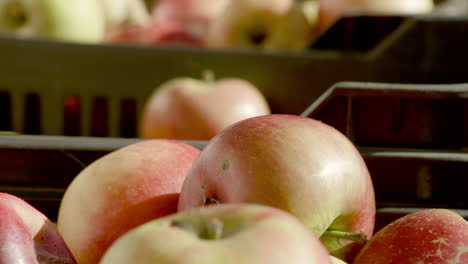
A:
[100, 204, 334, 264]
[0, 0, 105, 42]
[205, 0, 312, 52]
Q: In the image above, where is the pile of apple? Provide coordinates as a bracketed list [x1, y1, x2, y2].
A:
[1, 113, 467, 264]
[0, 0, 436, 51]
[0, 0, 313, 50]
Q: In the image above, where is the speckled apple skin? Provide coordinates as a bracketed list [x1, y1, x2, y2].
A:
[353, 209, 468, 264]
[57, 139, 201, 264]
[178, 114, 376, 261]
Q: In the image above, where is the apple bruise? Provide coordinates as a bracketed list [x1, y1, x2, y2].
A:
[200, 159, 232, 206]
[2, 1, 29, 29]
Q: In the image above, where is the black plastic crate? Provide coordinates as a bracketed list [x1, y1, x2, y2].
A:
[0, 133, 466, 230]
[301, 82, 468, 210]
[1, 14, 467, 137]
[301, 82, 468, 149]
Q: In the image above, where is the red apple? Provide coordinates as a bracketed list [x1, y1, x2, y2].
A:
[353, 209, 468, 264]
[140, 72, 271, 140]
[177, 114, 376, 262]
[57, 139, 201, 264]
[150, 0, 231, 40]
[205, 0, 312, 52]
[0, 192, 76, 263]
[100, 204, 334, 264]
[104, 22, 203, 46]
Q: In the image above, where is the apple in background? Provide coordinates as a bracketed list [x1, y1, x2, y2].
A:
[0, 0, 105, 43]
[178, 114, 376, 262]
[100, 204, 334, 264]
[140, 71, 271, 140]
[0, 192, 76, 264]
[57, 139, 201, 264]
[104, 21, 203, 47]
[150, 0, 231, 40]
[204, 0, 312, 52]
[353, 209, 468, 264]
[98, 0, 150, 27]
[313, 0, 434, 40]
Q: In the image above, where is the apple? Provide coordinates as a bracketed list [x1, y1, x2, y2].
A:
[178, 114, 376, 262]
[204, 0, 312, 52]
[98, 0, 150, 27]
[57, 139, 201, 264]
[0, 192, 76, 263]
[140, 71, 271, 140]
[104, 21, 203, 47]
[353, 209, 468, 264]
[0, 0, 105, 43]
[100, 203, 334, 264]
[150, 0, 231, 40]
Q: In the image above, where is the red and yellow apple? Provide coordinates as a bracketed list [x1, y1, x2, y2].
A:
[100, 204, 334, 264]
[353, 208, 468, 264]
[57, 139, 201, 264]
[178, 114, 376, 261]
[104, 21, 203, 46]
[0, 192, 76, 263]
[140, 72, 271, 140]
[150, 0, 231, 40]
[205, 0, 312, 51]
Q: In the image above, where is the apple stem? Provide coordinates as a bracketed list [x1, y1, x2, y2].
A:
[202, 70, 215, 83]
[322, 230, 368, 244]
